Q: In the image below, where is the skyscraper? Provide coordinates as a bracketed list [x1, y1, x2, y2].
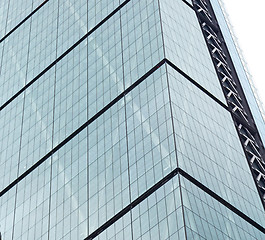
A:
[0, 0, 265, 239]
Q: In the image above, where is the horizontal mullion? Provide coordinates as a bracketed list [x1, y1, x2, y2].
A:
[0, 0, 49, 43]
[1, 57, 262, 236]
[0, 59, 166, 198]
[0, 0, 131, 112]
[165, 59, 229, 111]
[84, 168, 265, 239]
[85, 169, 179, 240]
[0, 58, 233, 197]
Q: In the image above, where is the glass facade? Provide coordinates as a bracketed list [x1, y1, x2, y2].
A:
[0, 0, 264, 239]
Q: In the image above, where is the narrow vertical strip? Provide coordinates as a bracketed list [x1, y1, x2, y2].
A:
[10, 1, 35, 238]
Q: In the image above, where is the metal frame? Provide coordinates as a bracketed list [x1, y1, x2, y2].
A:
[192, 0, 265, 208]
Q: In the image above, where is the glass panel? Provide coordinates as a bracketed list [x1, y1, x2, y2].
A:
[53, 40, 88, 143]
[93, 177, 183, 240]
[0, 95, 23, 191]
[0, 0, 123, 108]
[181, 176, 265, 240]
[1, 0, 33, 38]
[56, 0, 120, 56]
[0, 8, 125, 191]
[0, 188, 16, 240]
[87, 99, 130, 234]
[0, 22, 31, 105]
[87, 0, 120, 32]
[0, 0, 47, 38]
[93, 213, 132, 240]
[12, 159, 51, 240]
[57, 0, 88, 56]
[167, 65, 265, 226]
[160, 0, 226, 103]
[18, 69, 55, 174]
[0, 69, 55, 192]
[0, 0, 59, 105]
[126, 65, 177, 201]
[131, 178, 182, 240]
[121, 0, 164, 88]
[26, 0, 59, 80]
[49, 132, 88, 240]
[0, 1, 9, 37]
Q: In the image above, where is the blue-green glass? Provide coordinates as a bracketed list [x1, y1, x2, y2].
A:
[18, 69, 55, 175]
[131, 178, 182, 240]
[0, 1, 9, 37]
[0, 95, 23, 191]
[49, 131, 88, 240]
[93, 212, 132, 240]
[87, 99, 130, 234]
[167, 65, 265, 227]
[0, 159, 51, 240]
[126, 65, 177, 201]
[160, 0, 226, 104]
[0, 0, 264, 239]
[0, 22, 31, 106]
[0, 0, 33, 38]
[93, 177, 183, 240]
[181, 176, 265, 239]
[0, 188, 16, 240]
[121, 0, 164, 88]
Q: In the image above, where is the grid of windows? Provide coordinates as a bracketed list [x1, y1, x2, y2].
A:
[0, 0, 264, 239]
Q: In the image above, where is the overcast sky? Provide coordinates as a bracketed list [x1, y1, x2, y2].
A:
[220, 0, 265, 115]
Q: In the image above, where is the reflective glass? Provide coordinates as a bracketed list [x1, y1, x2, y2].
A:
[131, 178, 182, 240]
[0, 69, 55, 192]
[53, 40, 88, 143]
[93, 212, 132, 240]
[0, 0, 58, 106]
[126, 65, 177, 201]
[0, 1, 9, 37]
[94, 177, 183, 240]
[0, 0, 264, 239]
[160, 0, 226, 103]
[121, 0, 164, 87]
[0, 95, 23, 191]
[0, 0, 43, 39]
[0, 160, 51, 240]
[12, 160, 51, 240]
[57, 0, 88, 56]
[167, 65, 265, 226]
[181, 176, 265, 240]
[0, 188, 16, 240]
[87, 99, 130, 234]
[18, 69, 55, 174]
[0, 21, 31, 106]
[49, 132, 88, 240]
[26, 1, 59, 80]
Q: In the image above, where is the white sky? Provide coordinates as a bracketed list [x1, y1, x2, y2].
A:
[221, 0, 265, 112]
